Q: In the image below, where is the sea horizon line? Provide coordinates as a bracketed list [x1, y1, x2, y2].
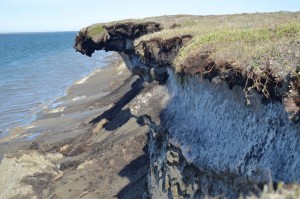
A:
[0, 30, 77, 35]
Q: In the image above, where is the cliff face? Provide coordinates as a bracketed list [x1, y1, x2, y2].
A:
[74, 19, 300, 198]
[151, 73, 300, 198]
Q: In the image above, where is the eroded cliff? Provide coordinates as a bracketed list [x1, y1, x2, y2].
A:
[75, 13, 300, 198]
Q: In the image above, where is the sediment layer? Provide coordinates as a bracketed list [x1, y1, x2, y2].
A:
[74, 15, 300, 198]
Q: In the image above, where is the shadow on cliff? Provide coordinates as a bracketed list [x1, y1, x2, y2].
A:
[88, 74, 154, 198]
[90, 75, 144, 131]
[115, 115, 159, 199]
[116, 144, 149, 199]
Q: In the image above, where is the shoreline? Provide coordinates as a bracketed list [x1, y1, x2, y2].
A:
[0, 51, 150, 198]
[0, 53, 115, 141]
[0, 51, 114, 139]
[0, 67, 103, 141]
[0, 54, 126, 157]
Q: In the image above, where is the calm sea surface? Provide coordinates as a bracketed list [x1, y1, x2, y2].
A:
[0, 32, 107, 135]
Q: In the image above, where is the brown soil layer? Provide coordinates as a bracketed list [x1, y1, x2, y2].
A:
[74, 20, 300, 121]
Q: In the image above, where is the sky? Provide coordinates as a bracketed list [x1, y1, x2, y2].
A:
[0, 0, 300, 32]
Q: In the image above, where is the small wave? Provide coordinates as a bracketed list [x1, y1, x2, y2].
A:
[72, 95, 86, 101]
[75, 68, 101, 85]
[48, 107, 65, 114]
[75, 76, 89, 85]
[0, 32, 109, 136]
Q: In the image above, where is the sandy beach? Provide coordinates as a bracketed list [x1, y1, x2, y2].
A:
[0, 54, 123, 157]
[0, 54, 152, 198]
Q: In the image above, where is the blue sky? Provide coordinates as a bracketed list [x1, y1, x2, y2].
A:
[0, 0, 300, 32]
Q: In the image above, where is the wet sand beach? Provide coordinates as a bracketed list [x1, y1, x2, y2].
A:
[0, 54, 153, 198]
[0, 55, 124, 157]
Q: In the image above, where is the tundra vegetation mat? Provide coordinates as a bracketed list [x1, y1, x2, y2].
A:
[75, 12, 300, 122]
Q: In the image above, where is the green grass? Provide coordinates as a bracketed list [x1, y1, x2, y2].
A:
[85, 19, 143, 38]
[83, 12, 300, 77]
[175, 23, 300, 67]
[134, 12, 300, 73]
[87, 24, 106, 38]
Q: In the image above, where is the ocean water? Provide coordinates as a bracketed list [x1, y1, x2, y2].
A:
[0, 32, 108, 135]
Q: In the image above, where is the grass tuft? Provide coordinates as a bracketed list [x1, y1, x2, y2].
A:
[134, 12, 300, 73]
[175, 23, 300, 67]
[87, 24, 106, 38]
